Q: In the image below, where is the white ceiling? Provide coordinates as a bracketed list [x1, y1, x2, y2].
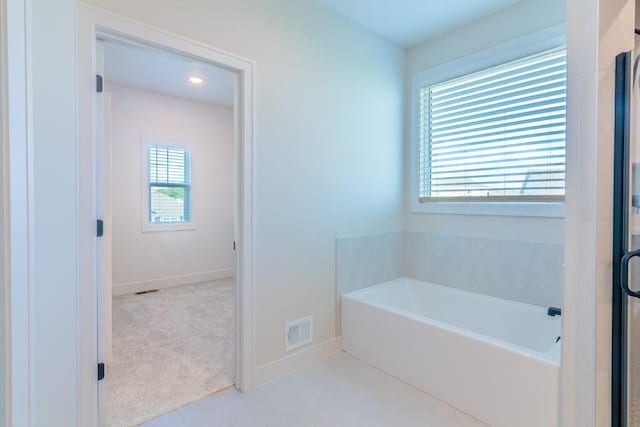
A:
[315, 0, 523, 47]
[102, 39, 235, 107]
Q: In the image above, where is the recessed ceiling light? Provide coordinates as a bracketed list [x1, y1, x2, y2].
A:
[188, 76, 204, 85]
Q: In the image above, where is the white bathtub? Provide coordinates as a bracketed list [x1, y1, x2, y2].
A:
[341, 277, 560, 427]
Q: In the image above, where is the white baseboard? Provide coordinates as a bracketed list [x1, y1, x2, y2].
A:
[254, 337, 342, 387]
[113, 268, 233, 296]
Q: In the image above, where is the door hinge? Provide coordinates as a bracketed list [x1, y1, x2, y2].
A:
[96, 74, 103, 93]
[97, 219, 104, 237]
[97, 363, 105, 381]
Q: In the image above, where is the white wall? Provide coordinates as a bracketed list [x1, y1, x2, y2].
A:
[404, 0, 567, 244]
[0, 143, 4, 426]
[83, 0, 405, 368]
[0, 0, 6, 417]
[561, 0, 635, 425]
[32, 0, 79, 424]
[109, 84, 234, 293]
[0, 107, 5, 427]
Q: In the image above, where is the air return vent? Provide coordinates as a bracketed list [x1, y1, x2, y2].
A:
[285, 316, 313, 352]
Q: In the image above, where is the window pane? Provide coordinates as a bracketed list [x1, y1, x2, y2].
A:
[419, 47, 567, 200]
[148, 145, 191, 185]
[148, 145, 191, 223]
[149, 185, 190, 223]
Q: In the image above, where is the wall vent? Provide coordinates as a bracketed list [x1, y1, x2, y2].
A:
[285, 316, 313, 352]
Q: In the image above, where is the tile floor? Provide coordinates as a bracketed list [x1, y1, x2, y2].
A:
[142, 352, 487, 427]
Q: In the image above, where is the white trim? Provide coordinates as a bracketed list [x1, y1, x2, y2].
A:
[254, 337, 342, 387]
[112, 268, 233, 296]
[102, 87, 114, 366]
[411, 201, 565, 217]
[408, 24, 567, 218]
[78, 5, 256, 426]
[0, 1, 7, 423]
[3, 0, 33, 425]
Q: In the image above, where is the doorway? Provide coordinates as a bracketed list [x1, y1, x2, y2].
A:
[77, 6, 255, 426]
[98, 37, 239, 425]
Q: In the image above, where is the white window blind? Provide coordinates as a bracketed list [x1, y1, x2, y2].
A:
[419, 46, 566, 201]
[148, 145, 191, 223]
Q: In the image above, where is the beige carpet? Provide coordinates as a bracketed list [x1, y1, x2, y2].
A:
[107, 280, 235, 427]
[632, 399, 640, 427]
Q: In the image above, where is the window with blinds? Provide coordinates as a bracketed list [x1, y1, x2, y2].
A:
[148, 145, 191, 224]
[419, 46, 566, 202]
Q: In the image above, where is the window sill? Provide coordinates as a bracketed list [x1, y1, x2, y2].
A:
[141, 222, 197, 233]
[411, 200, 564, 218]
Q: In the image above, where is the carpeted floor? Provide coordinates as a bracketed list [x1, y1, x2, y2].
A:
[632, 399, 640, 427]
[106, 280, 235, 427]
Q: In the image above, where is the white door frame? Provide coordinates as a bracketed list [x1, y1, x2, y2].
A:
[77, 4, 255, 425]
[2, 0, 33, 425]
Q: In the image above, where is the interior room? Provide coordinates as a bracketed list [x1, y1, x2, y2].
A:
[1, 0, 639, 426]
[100, 40, 237, 426]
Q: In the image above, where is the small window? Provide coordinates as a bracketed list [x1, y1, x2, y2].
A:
[418, 46, 566, 202]
[147, 145, 191, 224]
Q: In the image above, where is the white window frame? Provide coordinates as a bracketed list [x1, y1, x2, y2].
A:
[409, 25, 566, 217]
[141, 136, 196, 232]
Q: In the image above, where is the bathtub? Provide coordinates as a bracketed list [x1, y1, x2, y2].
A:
[341, 277, 560, 427]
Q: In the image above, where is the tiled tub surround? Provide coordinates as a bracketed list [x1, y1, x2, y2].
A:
[335, 231, 564, 330]
[342, 277, 561, 427]
[404, 231, 564, 308]
[335, 231, 405, 334]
